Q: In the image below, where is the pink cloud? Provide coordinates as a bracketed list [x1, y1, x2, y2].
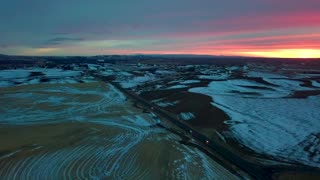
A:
[199, 11, 320, 33]
[148, 11, 320, 39]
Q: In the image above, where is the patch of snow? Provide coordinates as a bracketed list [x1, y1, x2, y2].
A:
[0, 69, 30, 79]
[43, 69, 81, 78]
[48, 78, 79, 84]
[295, 73, 320, 78]
[28, 78, 40, 84]
[190, 78, 317, 98]
[107, 84, 127, 103]
[118, 71, 133, 76]
[246, 71, 287, 78]
[156, 101, 179, 107]
[149, 112, 161, 124]
[215, 130, 226, 143]
[119, 74, 156, 88]
[0, 68, 85, 87]
[0, 82, 127, 125]
[226, 66, 240, 71]
[168, 80, 181, 84]
[179, 112, 195, 121]
[155, 70, 175, 75]
[87, 64, 100, 70]
[100, 70, 115, 76]
[185, 65, 196, 69]
[81, 76, 96, 83]
[264, 79, 303, 89]
[151, 98, 166, 103]
[189, 80, 273, 97]
[180, 80, 200, 84]
[155, 84, 163, 89]
[198, 73, 229, 80]
[167, 85, 188, 89]
[312, 80, 320, 88]
[125, 115, 151, 126]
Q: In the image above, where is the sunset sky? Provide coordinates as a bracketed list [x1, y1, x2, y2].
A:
[1, 0, 320, 58]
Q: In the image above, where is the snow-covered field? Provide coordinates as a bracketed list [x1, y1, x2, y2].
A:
[0, 68, 94, 87]
[246, 71, 287, 79]
[155, 70, 176, 75]
[0, 82, 128, 125]
[0, 76, 237, 179]
[191, 78, 317, 98]
[118, 74, 156, 88]
[190, 72, 320, 167]
[99, 69, 159, 89]
[163, 80, 200, 90]
[198, 69, 231, 80]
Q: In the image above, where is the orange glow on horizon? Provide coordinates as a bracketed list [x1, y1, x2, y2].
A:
[239, 49, 320, 58]
[130, 48, 320, 59]
[97, 48, 320, 59]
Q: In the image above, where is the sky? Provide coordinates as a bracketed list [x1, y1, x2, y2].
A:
[1, 0, 320, 58]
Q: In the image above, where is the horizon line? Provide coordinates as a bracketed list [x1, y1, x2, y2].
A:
[1, 53, 319, 59]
